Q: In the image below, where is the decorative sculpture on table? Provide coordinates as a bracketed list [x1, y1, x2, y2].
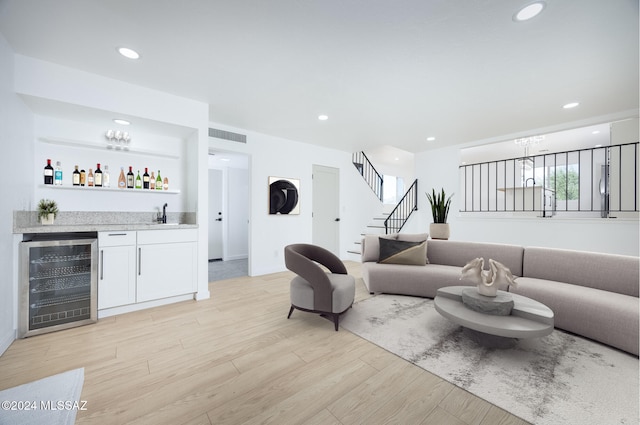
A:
[460, 258, 517, 297]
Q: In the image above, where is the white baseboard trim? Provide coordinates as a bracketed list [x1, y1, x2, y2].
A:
[250, 265, 287, 277]
[97, 294, 195, 319]
[223, 254, 248, 261]
[0, 329, 16, 357]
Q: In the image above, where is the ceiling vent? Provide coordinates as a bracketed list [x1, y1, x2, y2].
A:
[208, 127, 247, 144]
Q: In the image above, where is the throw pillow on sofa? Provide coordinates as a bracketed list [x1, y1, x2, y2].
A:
[378, 237, 427, 266]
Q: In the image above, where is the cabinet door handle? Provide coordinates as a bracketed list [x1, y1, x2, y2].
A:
[107, 233, 128, 236]
[138, 247, 142, 276]
[100, 250, 104, 280]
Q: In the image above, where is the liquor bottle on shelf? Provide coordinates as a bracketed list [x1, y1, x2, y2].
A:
[54, 161, 63, 185]
[95, 163, 103, 187]
[143, 168, 150, 189]
[80, 169, 86, 186]
[149, 171, 156, 190]
[44, 159, 54, 185]
[118, 167, 126, 189]
[126, 166, 134, 189]
[72, 165, 81, 186]
[155, 170, 163, 191]
[163, 177, 169, 191]
[103, 165, 110, 188]
[135, 170, 142, 189]
[87, 168, 94, 187]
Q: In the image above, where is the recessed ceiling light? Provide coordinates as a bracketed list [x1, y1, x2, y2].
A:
[118, 47, 140, 59]
[595, 144, 603, 148]
[113, 119, 131, 126]
[592, 130, 600, 135]
[426, 137, 436, 142]
[514, 2, 546, 22]
[318, 115, 329, 121]
[563, 102, 580, 109]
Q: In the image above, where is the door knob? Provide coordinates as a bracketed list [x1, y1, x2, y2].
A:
[215, 218, 223, 221]
[334, 218, 340, 222]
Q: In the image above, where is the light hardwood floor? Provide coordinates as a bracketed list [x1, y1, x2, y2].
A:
[0, 262, 530, 425]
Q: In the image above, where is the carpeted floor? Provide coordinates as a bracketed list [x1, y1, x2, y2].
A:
[340, 294, 639, 425]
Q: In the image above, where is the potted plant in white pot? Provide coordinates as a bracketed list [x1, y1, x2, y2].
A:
[37, 198, 59, 225]
[426, 188, 453, 240]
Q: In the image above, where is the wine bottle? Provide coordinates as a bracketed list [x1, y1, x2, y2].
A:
[143, 168, 150, 189]
[135, 170, 142, 189]
[126, 166, 134, 189]
[95, 163, 103, 187]
[103, 165, 110, 188]
[87, 168, 94, 187]
[163, 177, 169, 191]
[54, 161, 63, 185]
[118, 167, 126, 189]
[44, 159, 54, 185]
[72, 165, 81, 186]
[149, 171, 156, 190]
[155, 170, 163, 190]
[80, 169, 86, 186]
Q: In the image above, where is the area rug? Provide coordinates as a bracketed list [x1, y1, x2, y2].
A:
[340, 295, 639, 425]
[0, 368, 85, 425]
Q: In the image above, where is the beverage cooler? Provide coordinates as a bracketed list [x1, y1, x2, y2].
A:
[19, 234, 98, 338]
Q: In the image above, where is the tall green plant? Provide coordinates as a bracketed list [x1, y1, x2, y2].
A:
[426, 188, 453, 223]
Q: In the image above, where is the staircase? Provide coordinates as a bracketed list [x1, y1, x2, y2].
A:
[349, 151, 419, 255]
[352, 151, 383, 201]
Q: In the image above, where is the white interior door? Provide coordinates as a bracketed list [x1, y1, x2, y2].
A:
[312, 165, 340, 254]
[208, 169, 224, 260]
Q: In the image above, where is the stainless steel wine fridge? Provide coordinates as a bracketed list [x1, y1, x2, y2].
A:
[19, 235, 98, 338]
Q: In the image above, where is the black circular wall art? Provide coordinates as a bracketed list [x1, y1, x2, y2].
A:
[269, 179, 299, 214]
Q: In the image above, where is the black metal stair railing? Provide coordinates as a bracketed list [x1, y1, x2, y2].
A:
[352, 151, 384, 202]
[458, 142, 639, 215]
[385, 179, 418, 233]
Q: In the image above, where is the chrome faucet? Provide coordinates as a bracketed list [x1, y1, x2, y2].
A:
[157, 203, 168, 223]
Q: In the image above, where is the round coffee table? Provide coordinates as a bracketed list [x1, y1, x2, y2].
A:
[434, 286, 554, 348]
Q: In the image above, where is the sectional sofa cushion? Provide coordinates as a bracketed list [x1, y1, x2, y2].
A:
[427, 240, 525, 277]
[363, 262, 470, 298]
[523, 247, 639, 297]
[378, 238, 427, 265]
[513, 277, 639, 356]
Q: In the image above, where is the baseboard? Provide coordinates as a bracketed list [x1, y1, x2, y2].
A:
[97, 294, 195, 319]
[250, 265, 287, 277]
[224, 254, 248, 261]
[0, 329, 16, 357]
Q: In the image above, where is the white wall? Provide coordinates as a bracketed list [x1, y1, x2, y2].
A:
[0, 35, 34, 355]
[208, 123, 383, 275]
[10, 56, 211, 309]
[415, 141, 640, 257]
[33, 115, 189, 213]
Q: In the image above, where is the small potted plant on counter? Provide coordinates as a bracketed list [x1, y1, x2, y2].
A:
[426, 188, 453, 240]
[37, 198, 59, 225]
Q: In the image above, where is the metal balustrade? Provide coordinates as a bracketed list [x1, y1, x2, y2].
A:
[352, 151, 384, 202]
[459, 142, 639, 216]
[385, 179, 418, 233]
